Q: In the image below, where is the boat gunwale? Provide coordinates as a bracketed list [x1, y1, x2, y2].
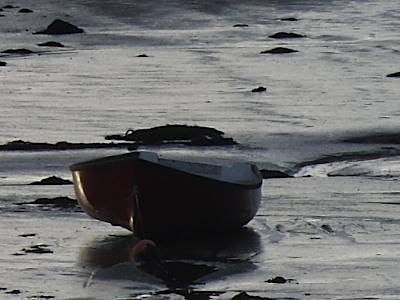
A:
[69, 152, 263, 189]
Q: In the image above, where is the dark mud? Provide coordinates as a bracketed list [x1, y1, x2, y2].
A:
[294, 147, 400, 170]
[342, 132, 400, 144]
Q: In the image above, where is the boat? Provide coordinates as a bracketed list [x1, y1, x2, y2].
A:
[70, 151, 262, 239]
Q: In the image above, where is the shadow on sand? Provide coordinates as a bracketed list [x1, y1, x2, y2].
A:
[78, 227, 262, 290]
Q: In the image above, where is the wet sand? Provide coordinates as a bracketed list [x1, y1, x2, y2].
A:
[1, 0, 400, 298]
[1, 174, 400, 299]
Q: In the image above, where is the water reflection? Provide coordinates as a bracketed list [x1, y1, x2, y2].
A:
[79, 227, 261, 288]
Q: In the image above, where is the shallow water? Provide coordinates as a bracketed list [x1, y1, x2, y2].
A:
[1, 0, 400, 299]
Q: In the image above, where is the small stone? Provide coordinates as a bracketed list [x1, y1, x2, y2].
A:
[251, 86, 266, 93]
[260, 47, 298, 54]
[233, 23, 249, 27]
[136, 54, 149, 57]
[269, 32, 305, 39]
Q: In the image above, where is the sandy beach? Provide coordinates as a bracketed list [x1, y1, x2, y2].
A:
[1, 0, 400, 299]
[2, 171, 400, 299]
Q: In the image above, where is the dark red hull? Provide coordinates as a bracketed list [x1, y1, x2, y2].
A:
[70, 152, 262, 239]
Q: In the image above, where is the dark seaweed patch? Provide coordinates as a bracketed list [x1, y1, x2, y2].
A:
[105, 124, 237, 146]
[0, 140, 136, 151]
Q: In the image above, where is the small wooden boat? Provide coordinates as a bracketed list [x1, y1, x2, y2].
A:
[70, 151, 262, 239]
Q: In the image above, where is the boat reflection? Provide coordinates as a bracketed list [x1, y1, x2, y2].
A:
[78, 227, 261, 287]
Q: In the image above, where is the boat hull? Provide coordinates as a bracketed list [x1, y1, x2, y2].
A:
[70, 152, 262, 239]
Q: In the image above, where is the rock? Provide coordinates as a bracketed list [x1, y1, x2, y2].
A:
[18, 8, 33, 13]
[280, 17, 298, 21]
[37, 41, 65, 47]
[3, 5, 17, 9]
[132, 239, 160, 263]
[260, 169, 291, 179]
[386, 72, 400, 78]
[251, 86, 266, 93]
[31, 296, 55, 299]
[0, 61, 6, 66]
[321, 224, 334, 233]
[1, 48, 34, 54]
[233, 23, 249, 27]
[269, 32, 305, 39]
[105, 124, 238, 146]
[260, 47, 298, 54]
[22, 244, 53, 254]
[34, 19, 84, 35]
[266, 276, 288, 283]
[30, 176, 72, 185]
[28, 196, 78, 209]
[5, 289, 21, 294]
[19, 233, 37, 237]
[231, 292, 271, 300]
